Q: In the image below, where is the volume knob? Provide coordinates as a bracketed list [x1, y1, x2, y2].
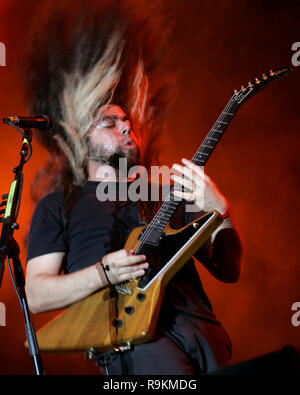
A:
[136, 292, 146, 302]
[112, 319, 123, 328]
[124, 306, 135, 315]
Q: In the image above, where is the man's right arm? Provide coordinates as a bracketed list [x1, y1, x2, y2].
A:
[26, 249, 148, 314]
[26, 252, 103, 313]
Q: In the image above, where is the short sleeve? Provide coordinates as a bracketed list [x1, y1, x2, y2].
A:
[26, 193, 67, 261]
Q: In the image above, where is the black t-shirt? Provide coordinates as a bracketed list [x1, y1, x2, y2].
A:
[27, 181, 218, 322]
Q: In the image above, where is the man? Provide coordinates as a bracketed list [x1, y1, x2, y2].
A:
[24, 0, 242, 374]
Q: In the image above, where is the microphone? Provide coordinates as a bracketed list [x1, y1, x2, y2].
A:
[2, 115, 52, 130]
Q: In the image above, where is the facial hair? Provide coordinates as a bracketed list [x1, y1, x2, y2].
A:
[87, 140, 140, 176]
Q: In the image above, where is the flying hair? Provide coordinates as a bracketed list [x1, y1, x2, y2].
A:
[22, 0, 176, 200]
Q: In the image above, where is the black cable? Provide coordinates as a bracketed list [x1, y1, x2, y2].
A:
[6, 255, 23, 311]
[2, 120, 33, 162]
[14, 171, 23, 221]
[2, 121, 29, 221]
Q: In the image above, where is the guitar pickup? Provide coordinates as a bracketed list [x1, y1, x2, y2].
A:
[138, 228, 163, 246]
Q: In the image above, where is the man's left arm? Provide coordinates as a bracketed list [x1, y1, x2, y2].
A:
[171, 158, 243, 283]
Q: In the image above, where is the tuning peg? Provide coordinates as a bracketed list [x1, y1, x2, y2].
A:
[241, 85, 246, 91]
[0, 209, 6, 215]
[234, 89, 239, 95]
[1, 194, 8, 200]
[248, 81, 254, 88]
[262, 73, 268, 80]
[269, 69, 275, 76]
[0, 201, 7, 207]
[255, 78, 261, 84]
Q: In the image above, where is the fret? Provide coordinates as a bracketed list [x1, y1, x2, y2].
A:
[211, 128, 223, 133]
[199, 146, 211, 154]
[206, 136, 218, 141]
[154, 215, 170, 224]
[193, 158, 206, 166]
[192, 157, 207, 166]
[167, 196, 180, 204]
[219, 112, 234, 120]
[202, 143, 214, 149]
[209, 131, 223, 139]
[204, 142, 213, 147]
[193, 155, 207, 163]
[153, 222, 164, 227]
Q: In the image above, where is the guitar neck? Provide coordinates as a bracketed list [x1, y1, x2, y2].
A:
[136, 97, 239, 248]
[191, 98, 238, 166]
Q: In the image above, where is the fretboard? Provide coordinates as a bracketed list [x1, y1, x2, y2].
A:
[136, 97, 239, 249]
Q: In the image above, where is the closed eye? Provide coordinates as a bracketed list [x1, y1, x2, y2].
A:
[95, 115, 131, 129]
[96, 118, 116, 129]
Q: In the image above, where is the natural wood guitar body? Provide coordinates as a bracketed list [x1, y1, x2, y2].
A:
[28, 210, 222, 353]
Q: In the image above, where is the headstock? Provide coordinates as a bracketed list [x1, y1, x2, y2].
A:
[232, 67, 291, 105]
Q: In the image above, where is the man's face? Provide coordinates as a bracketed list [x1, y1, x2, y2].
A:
[87, 104, 140, 171]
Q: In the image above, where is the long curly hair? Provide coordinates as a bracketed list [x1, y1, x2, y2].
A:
[22, 0, 176, 203]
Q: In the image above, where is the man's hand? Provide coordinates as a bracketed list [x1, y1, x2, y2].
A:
[171, 158, 229, 215]
[171, 158, 243, 283]
[102, 249, 149, 284]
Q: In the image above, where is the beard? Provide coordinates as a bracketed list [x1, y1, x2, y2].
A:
[87, 140, 140, 177]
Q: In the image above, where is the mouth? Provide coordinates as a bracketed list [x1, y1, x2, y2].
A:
[124, 140, 136, 148]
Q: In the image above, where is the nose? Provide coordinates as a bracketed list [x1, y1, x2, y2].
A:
[120, 121, 130, 136]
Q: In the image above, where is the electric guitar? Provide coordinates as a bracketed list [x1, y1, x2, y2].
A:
[26, 67, 290, 353]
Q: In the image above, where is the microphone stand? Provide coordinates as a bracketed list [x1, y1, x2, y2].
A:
[0, 126, 45, 375]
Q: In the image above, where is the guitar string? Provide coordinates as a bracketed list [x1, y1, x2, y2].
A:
[138, 111, 236, 249]
[131, 94, 239, 253]
[132, 95, 239, 252]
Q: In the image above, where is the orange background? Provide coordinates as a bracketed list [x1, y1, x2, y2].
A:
[0, 0, 299, 374]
